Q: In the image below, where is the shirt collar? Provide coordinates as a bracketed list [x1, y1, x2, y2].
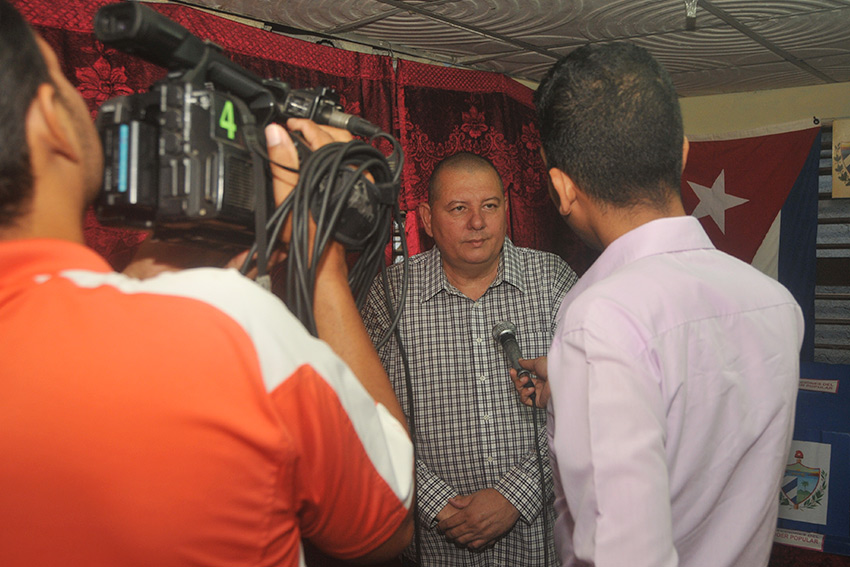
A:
[561, 216, 714, 309]
[0, 238, 112, 287]
[419, 237, 525, 302]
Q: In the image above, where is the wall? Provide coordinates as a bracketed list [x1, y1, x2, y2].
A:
[680, 81, 850, 137]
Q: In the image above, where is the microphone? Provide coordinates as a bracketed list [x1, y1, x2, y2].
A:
[492, 321, 534, 390]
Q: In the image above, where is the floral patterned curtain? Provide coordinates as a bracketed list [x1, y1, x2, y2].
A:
[12, 0, 596, 275]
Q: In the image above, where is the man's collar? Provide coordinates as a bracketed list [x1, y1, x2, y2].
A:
[0, 238, 112, 287]
[419, 237, 525, 302]
[559, 215, 714, 313]
[500, 238, 526, 293]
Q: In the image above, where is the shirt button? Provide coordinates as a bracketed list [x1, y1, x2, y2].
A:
[485, 455, 495, 464]
[483, 413, 492, 421]
[478, 375, 487, 383]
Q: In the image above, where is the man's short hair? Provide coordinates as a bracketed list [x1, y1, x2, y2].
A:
[534, 42, 684, 209]
[428, 152, 504, 205]
[0, 0, 51, 227]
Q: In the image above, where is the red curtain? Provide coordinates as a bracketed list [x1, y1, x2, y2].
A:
[11, 0, 596, 274]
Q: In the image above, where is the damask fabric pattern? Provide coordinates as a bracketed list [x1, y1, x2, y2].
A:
[11, 0, 596, 276]
[361, 238, 577, 567]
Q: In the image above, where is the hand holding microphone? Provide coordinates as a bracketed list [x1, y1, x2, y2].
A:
[511, 357, 550, 408]
[493, 322, 550, 407]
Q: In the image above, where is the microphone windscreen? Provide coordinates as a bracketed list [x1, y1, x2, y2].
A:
[492, 321, 517, 342]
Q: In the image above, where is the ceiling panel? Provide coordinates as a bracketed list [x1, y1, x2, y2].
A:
[174, 0, 850, 96]
[708, 0, 850, 19]
[749, 8, 850, 58]
[809, 53, 850, 82]
[566, 0, 727, 38]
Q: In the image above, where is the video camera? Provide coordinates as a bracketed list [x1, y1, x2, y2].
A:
[93, 1, 392, 252]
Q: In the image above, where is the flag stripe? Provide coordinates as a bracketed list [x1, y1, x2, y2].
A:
[682, 123, 820, 362]
[778, 132, 820, 361]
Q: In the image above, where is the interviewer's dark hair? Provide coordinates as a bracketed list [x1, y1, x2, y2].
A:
[534, 42, 684, 209]
[0, 0, 51, 227]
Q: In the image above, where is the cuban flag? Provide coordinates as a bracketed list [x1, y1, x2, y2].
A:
[681, 121, 821, 361]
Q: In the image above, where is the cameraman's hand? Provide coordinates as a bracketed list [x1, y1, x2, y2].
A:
[265, 118, 352, 212]
[265, 118, 355, 276]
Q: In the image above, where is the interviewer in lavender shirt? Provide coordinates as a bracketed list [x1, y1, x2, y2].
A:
[512, 42, 804, 567]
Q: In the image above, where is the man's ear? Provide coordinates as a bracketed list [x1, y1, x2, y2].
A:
[418, 201, 434, 237]
[682, 136, 690, 173]
[27, 83, 80, 164]
[547, 167, 577, 217]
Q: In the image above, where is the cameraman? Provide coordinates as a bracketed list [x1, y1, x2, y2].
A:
[0, 1, 413, 566]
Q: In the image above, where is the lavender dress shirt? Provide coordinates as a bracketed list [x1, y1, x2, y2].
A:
[547, 215, 804, 567]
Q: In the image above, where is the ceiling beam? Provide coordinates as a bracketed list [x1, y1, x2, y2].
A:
[372, 0, 560, 59]
[698, 0, 836, 84]
[325, 0, 456, 34]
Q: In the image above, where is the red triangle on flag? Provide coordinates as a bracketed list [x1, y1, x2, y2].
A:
[681, 128, 818, 263]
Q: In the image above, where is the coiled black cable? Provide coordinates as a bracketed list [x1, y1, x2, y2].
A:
[242, 126, 403, 335]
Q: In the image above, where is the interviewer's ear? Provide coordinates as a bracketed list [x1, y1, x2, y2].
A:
[27, 82, 79, 165]
[682, 136, 690, 172]
[547, 167, 577, 217]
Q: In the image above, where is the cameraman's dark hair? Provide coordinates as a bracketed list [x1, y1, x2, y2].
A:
[0, 0, 51, 227]
[534, 42, 684, 209]
[428, 152, 504, 205]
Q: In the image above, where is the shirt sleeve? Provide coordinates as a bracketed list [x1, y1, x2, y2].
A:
[415, 459, 459, 526]
[271, 360, 412, 559]
[143, 267, 414, 559]
[360, 276, 393, 353]
[362, 275, 459, 526]
[548, 302, 678, 567]
[494, 413, 552, 524]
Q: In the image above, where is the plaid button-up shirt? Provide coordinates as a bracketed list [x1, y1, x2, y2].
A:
[361, 238, 577, 567]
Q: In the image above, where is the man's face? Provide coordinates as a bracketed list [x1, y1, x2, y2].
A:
[37, 36, 103, 204]
[421, 166, 507, 272]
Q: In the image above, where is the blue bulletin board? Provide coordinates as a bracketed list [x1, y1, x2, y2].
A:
[775, 362, 850, 555]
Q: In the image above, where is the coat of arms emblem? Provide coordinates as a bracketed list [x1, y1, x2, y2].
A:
[781, 450, 828, 510]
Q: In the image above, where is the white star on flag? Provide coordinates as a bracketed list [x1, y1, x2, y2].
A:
[687, 170, 749, 234]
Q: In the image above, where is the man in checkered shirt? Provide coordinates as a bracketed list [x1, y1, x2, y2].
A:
[361, 152, 577, 566]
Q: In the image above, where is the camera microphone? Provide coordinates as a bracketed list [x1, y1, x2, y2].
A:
[94, 3, 384, 138]
[492, 321, 534, 390]
[322, 108, 381, 138]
